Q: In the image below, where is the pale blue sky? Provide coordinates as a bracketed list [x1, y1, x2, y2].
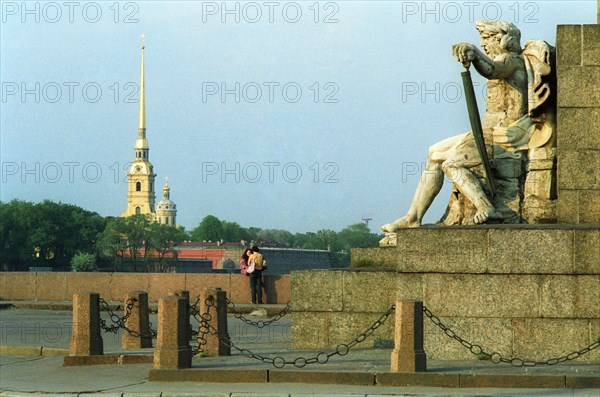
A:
[1, 1, 596, 232]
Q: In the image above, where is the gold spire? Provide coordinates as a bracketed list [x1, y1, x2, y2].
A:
[163, 177, 170, 199]
[138, 33, 145, 131]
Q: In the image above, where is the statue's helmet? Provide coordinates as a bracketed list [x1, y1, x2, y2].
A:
[475, 20, 522, 53]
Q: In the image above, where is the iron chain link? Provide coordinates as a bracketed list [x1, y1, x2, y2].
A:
[226, 298, 291, 328]
[423, 306, 600, 367]
[191, 296, 215, 355]
[98, 297, 156, 338]
[191, 303, 395, 368]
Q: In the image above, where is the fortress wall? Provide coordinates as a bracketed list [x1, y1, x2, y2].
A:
[0, 272, 290, 304]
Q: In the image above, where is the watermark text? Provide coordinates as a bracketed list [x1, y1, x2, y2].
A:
[1, 1, 140, 23]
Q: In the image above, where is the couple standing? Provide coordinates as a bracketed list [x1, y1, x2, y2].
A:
[240, 246, 266, 304]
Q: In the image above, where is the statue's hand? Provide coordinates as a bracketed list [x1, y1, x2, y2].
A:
[452, 43, 476, 67]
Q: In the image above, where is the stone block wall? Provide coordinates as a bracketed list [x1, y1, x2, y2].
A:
[353, 225, 600, 274]
[0, 272, 290, 304]
[293, 226, 600, 362]
[556, 24, 600, 223]
[291, 270, 397, 349]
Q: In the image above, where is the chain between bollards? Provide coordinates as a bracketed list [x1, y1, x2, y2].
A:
[99, 297, 156, 338]
[192, 303, 395, 368]
[423, 306, 600, 367]
[226, 298, 292, 328]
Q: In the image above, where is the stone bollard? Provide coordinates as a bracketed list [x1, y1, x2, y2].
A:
[390, 300, 426, 372]
[198, 287, 231, 356]
[170, 290, 192, 341]
[154, 295, 192, 369]
[69, 292, 103, 356]
[216, 288, 231, 356]
[122, 290, 152, 349]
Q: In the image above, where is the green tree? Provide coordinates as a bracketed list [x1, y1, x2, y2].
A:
[337, 223, 381, 252]
[96, 215, 153, 271]
[148, 223, 187, 272]
[257, 229, 295, 247]
[97, 215, 188, 272]
[71, 252, 98, 272]
[222, 221, 251, 242]
[292, 232, 312, 249]
[244, 227, 261, 242]
[300, 229, 339, 251]
[124, 214, 154, 261]
[190, 215, 224, 241]
[96, 217, 129, 271]
[0, 200, 105, 271]
[0, 200, 34, 271]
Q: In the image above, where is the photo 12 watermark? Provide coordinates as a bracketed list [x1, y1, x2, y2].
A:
[1, 161, 141, 184]
[1, 161, 341, 185]
[200, 1, 339, 24]
[1, 321, 72, 344]
[232, 322, 291, 344]
[400, 161, 478, 185]
[1, 1, 140, 23]
[401, 80, 487, 104]
[400, 1, 539, 24]
[1, 82, 139, 104]
[201, 161, 340, 184]
[201, 82, 339, 104]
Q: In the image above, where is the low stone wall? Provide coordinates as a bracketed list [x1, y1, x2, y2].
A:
[0, 272, 290, 304]
[292, 226, 600, 362]
[353, 225, 600, 274]
[291, 269, 397, 350]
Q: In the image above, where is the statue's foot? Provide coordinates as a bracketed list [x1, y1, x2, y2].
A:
[473, 207, 499, 224]
[380, 216, 420, 232]
[380, 223, 397, 233]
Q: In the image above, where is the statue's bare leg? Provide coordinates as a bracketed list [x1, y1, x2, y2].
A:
[381, 161, 444, 231]
[443, 163, 496, 224]
[381, 134, 464, 232]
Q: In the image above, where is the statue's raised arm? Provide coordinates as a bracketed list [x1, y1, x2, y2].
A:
[452, 21, 524, 79]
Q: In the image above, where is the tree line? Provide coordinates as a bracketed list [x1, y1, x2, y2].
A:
[0, 200, 381, 272]
[190, 214, 381, 253]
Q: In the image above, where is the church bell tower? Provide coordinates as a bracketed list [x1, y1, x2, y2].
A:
[122, 34, 157, 218]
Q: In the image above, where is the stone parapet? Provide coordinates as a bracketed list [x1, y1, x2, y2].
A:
[292, 270, 600, 361]
[0, 272, 290, 304]
[293, 226, 600, 362]
[355, 225, 600, 274]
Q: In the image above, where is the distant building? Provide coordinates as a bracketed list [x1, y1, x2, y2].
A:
[172, 242, 331, 275]
[155, 180, 177, 226]
[121, 36, 177, 226]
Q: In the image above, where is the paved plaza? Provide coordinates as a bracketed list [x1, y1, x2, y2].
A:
[0, 304, 598, 396]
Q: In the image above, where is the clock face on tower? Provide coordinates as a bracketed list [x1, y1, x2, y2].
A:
[130, 163, 148, 175]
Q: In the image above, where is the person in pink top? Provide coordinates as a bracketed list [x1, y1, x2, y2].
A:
[240, 248, 253, 276]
